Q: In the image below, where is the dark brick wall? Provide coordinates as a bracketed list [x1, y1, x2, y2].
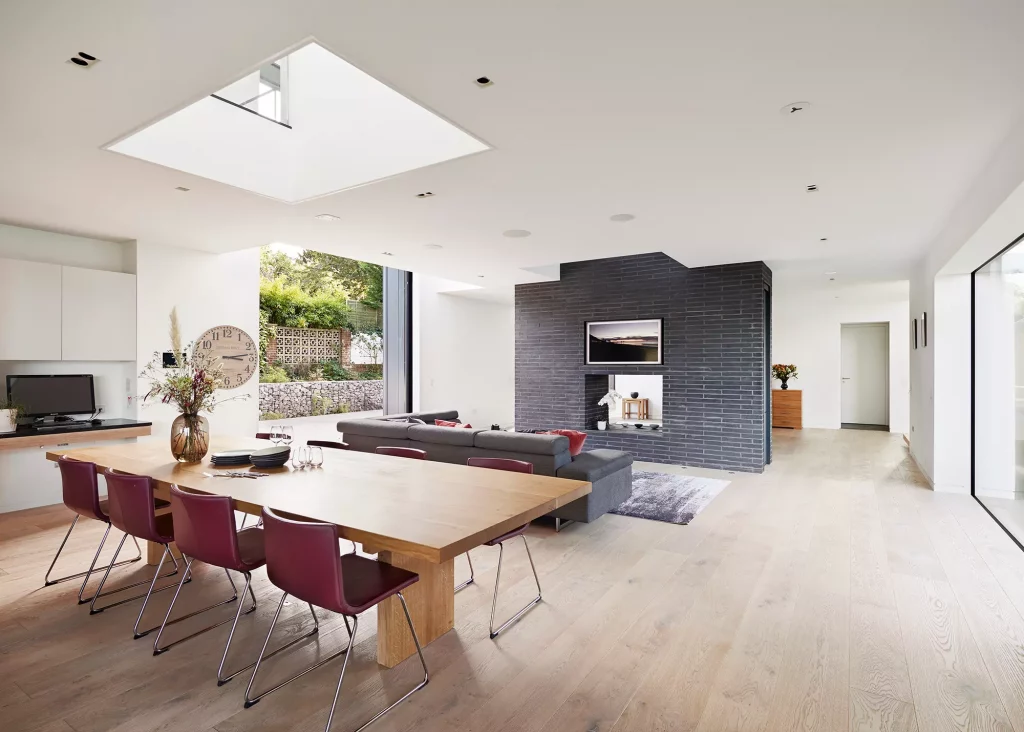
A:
[515, 253, 772, 472]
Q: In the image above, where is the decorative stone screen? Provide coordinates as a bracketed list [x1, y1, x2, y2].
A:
[272, 327, 343, 365]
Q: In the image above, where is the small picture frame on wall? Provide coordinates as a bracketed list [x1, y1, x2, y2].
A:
[912, 318, 918, 349]
[921, 312, 928, 347]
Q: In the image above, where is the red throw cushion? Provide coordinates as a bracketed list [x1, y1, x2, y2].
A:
[435, 419, 472, 428]
[543, 429, 588, 456]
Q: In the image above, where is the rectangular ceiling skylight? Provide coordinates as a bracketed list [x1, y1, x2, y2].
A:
[108, 42, 489, 203]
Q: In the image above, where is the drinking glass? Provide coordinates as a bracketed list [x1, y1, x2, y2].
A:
[308, 446, 323, 468]
[280, 426, 294, 447]
[270, 426, 283, 446]
[291, 445, 309, 469]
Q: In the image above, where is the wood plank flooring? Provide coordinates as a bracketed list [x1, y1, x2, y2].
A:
[3, 428, 1024, 732]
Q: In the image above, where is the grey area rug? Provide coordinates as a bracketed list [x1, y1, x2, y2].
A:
[611, 470, 730, 525]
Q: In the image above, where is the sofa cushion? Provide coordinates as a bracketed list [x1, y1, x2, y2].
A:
[435, 419, 471, 428]
[408, 424, 484, 447]
[542, 429, 588, 456]
[336, 419, 411, 439]
[556, 449, 633, 483]
[475, 430, 569, 456]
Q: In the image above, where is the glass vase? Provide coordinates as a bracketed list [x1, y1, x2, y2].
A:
[170, 413, 210, 463]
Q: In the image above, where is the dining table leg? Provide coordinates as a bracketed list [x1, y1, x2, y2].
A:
[373, 550, 454, 668]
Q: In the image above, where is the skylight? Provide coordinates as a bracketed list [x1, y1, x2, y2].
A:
[108, 43, 489, 203]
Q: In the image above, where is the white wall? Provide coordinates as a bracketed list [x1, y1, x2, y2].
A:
[909, 117, 1024, 492]
[773, 279, 910, 433]
[134, 242, 260, 440]
[610, 374, 663, 421]
[412, 275, 514, 428]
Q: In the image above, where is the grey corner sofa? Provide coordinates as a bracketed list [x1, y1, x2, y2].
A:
[337, 410, 633, 525]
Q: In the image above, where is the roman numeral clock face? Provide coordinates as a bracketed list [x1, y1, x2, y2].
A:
[193, 325, 257, 389]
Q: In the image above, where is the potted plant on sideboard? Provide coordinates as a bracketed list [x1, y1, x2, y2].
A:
[0, 397, 22, 434]
[772, 363, 799, 390]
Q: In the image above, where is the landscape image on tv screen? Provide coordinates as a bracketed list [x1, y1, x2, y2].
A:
[586, 319, 662, 364]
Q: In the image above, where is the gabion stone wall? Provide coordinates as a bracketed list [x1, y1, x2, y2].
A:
[259, 380, 383, 418]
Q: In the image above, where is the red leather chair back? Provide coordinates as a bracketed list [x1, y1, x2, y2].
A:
[170, 485, 246, 569]
[261, 507, 346, 613]
[375, 446, 427, 460]
[467, 457, 534, 474]
[255, 432, 273, 440]
[308, 440, 350, 450]
[104, 470, 166, 542]
[58, 456, 107, 522]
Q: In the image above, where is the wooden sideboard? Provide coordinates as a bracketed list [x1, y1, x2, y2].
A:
[771, 389, 802, 429]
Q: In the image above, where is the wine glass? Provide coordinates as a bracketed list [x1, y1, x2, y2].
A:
[291, 445, 309, 470]
[279, 426, 294, 447]
[308, 446, 323, 469]
[269, 426, 283, 446]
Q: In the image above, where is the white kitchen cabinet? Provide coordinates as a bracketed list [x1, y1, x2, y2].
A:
[61, 266, 137, 361]
[0, 258, 63, 360]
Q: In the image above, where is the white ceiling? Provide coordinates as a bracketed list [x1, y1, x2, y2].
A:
[110, 43, 489, 203]
[2, 0, 1024, 297]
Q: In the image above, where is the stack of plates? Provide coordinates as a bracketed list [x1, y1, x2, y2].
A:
[210, 449, 252, 467]
[250, 445, 290, 468]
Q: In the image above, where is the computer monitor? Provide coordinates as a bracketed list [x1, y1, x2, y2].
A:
[6, 375, 96, 418]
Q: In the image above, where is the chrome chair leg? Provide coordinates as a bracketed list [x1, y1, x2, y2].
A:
[89, 536, 181, 614]
[340, 592, 429, 732]
[43, 515, 142, 589]
[455, 551, 475, 592]
[152, 558, 255, 655]
[554, 517, 575, 533]
[244, 593, 353, 706]
[134, 545, 185, 638]
[75, 523, 112, 603]
[489, 535, 543, 639]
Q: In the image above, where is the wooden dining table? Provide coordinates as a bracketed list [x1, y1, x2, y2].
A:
[45, 437, 592, 667]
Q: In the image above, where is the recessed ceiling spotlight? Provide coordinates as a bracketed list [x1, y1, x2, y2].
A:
[780, 101, 811, 116]
[423, 243, 443, 249]
[503, 229, 531, 238]
[314, 213, 340, 221]
[609, 214, 636, 222]
[820, 237, 828, 241]
[806, 184, 818, 192]
[381, 252, 394, 256]
[415, 191, 434, 198]
[174, 186, 190, 192]
[68, 52, 101, 68]
[477, 275, 485, 278]
[475, 76, 493, 88]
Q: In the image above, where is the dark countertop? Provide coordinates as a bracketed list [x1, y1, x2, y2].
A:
[0, 418, 153, 440]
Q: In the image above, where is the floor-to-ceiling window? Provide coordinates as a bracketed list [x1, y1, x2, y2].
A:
[974, 235, 1024, 548]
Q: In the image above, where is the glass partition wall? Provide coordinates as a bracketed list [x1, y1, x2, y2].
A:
[974, 235, 1024, 548]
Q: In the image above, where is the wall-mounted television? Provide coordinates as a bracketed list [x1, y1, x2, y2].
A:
[6, 375, 96, 417]
[585, 319, 663, 365]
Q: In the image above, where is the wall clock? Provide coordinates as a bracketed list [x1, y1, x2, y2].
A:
[193, 325, 257, 390]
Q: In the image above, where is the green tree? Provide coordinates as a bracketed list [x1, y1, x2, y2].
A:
[298, 250, 383, 308]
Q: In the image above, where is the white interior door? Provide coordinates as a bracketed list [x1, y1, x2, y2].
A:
[840, 323, 889, 426]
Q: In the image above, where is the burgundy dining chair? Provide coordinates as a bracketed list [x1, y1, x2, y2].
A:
[466, 457, 543, 638]
[374, 446, 427, 460]
[308, 440, 350, 450]
[46, 456, 144, 603]
[89, 470, 185, 634]
[254, 432, 273, 440]
[244, 507, 428, 732]
[153, 485, 281, 687]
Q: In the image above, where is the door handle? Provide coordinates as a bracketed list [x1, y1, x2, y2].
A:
[841, 377, 851, 381]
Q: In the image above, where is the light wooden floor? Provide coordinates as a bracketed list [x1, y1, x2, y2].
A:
[3, 429, 1024, 732]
